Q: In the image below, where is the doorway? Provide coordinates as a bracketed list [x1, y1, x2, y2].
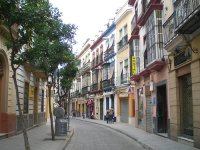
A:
[157, 84, 167, 134]
[180, 74, 193, 138]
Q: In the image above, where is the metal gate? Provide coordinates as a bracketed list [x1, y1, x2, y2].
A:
[120, 99, 128, 123]
[146, 97, 153, 133]
[180, 74, 193, 136]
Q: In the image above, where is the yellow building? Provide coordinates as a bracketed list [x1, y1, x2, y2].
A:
[0, 24, 47, 135]
[115, 2, 135, 124]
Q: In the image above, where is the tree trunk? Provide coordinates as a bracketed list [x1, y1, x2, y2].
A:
[67, 91, 70, 131]
[48, 85, 55, 140]
[12, 69, 30, 150]
[9, 27, 30, 150]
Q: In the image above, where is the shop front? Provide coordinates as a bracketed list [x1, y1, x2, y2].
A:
[132, 61, 169, 135]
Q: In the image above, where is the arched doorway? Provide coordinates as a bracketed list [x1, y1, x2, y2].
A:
[0, 50, 9, 113]
[0, 50, 16, 134]
[0, 59, 3, 112]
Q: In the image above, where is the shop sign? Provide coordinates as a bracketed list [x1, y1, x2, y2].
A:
[132, 56, 136, 74]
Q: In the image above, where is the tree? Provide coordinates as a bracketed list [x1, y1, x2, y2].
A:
[58, 60, 78, 131]
[59, 60, 78, 101]
[24, 16, 77, 141]
[0, 0, 76, 149]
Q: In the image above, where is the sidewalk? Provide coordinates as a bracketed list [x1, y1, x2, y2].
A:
[0, 120, 73, 150]
[76, 117, 200, 150]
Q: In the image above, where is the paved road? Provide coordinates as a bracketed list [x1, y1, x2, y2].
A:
[66, 119, 146, 150]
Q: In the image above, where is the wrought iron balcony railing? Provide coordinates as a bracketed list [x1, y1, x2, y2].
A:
[91, 83, 98, 92]
[104, 49, 115, 61]
[82, 86, 90, 95]
[174, 0, 200, 33]
[102, 77, 115, 92]
[131, 16, 139, 35]
[163, 12, 177, 46]
[117, 35, 128, 50]
[79, 61, 91, 75]
[116, 73, 130, 86]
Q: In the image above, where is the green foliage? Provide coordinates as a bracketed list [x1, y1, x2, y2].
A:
[59, 60, 78, 93]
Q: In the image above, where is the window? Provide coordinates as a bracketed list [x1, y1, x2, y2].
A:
[124, 25, 127, 36]
[118, 24, 128, 50]
[103, 65, 109, 80]
[133, 39, 140, 73]
[124, 59, 128, 75]
[119, 59, 129, 84]
[146, 10, 164, 65]
[120, 61, 123, 75]
[23, 82, 29, 114]
[96, 49, 99, 65]
[119, 29, 123, 40]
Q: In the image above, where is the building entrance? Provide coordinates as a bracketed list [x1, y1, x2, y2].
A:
[157, 84, 167, 134]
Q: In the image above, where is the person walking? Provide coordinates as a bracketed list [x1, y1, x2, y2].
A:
[106, 110, 110, 124]
[109, 108, 114, 123]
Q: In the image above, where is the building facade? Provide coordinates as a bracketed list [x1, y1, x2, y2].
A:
[101, 22, 116, 121]
[115, 2, 135, 124]
[129, 0, 168, 135]
[0, 25, 47, 135]
[71, 39, 92, 118]
[163, 0, 200, 148]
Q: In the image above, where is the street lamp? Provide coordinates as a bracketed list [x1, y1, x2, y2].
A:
[47, 74, 55, 141]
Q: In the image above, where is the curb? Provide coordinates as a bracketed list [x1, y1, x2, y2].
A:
[58, 128, 74, 150]
[77, 118, 154, 150]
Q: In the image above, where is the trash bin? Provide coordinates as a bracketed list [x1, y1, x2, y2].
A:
[82, 113, 86, 119]
[55, 118, 68, 136]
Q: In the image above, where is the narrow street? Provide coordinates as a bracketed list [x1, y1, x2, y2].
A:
[66, 119, 146, 150]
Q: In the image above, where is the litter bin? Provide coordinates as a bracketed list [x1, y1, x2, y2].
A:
[82, 113, 86, 119]
[55, 118, 68, 136]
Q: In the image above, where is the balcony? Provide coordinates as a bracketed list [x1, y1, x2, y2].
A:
[137, 1, 163, 26]
[118, 35, 128, 51]
[116, 73, 130, 86]
[79, 61, 91, 75]
[131, 16, 140, 36]
[90, 81, 102, 93]
[174, 47, 191, 67]
[163, 12, 177, 46]
[75, 90, 81, 97]
[174, 0, 200, 34]
[82, 86, 90, 95]
[91, 83, 98, 93]
[102, 77, 115, 92]
[104, 46, 115, 62]
[71, 90, 81, 98]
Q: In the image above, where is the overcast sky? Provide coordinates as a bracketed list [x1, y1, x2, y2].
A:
[49, 0, 127, 54]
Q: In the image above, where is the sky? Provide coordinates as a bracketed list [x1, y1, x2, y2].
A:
[49, 0, 127, 54]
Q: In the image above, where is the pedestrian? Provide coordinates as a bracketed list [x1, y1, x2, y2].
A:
[109, 108, 114, 123]
[106, 110, 109, 124]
